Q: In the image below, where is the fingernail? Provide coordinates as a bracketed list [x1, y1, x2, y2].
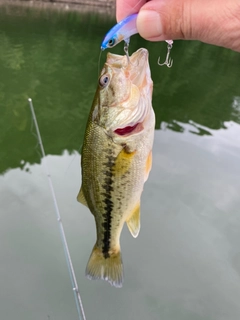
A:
[137, 10, 163, 39]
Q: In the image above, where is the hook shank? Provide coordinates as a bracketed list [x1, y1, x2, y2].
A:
[158, 42, 173, 68]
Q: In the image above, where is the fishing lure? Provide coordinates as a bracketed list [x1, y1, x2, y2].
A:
[101, 13, 138, 50]
[101, 13, 173, 68]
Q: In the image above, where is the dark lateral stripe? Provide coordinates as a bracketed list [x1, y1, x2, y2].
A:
[101, 149, 115, 258]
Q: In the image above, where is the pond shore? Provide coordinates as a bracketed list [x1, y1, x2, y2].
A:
[0, 0, 116, 15]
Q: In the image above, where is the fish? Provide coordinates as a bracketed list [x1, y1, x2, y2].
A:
[101, 13, 173, 53]
[77, 48, 155, 288]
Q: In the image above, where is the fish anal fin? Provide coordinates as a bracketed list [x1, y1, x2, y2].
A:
[144, 150, 152, 182]
[86, 245, 123, 288]
[126, 203, 140, 238]
[77, 187, 88, 208]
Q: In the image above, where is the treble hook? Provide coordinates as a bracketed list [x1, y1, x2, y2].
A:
[158, 40, 173, 68]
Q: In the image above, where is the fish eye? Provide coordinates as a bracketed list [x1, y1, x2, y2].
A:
[99, 74, 110, 88]
[108, 38, 115, 47]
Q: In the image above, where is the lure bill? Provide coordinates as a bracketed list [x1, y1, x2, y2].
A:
[77, 48, 155, 288]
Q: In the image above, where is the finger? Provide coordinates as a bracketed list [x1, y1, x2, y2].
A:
[137, 0, 240, 52]
[116, 0, 147, 22]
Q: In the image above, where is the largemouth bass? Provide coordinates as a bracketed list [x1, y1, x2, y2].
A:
[77, 48, 155, 288]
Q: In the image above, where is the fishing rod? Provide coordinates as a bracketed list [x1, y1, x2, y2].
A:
[28, 98, 86, 320]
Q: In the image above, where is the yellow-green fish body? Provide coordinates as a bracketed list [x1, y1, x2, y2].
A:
[78, 48, 155, 287]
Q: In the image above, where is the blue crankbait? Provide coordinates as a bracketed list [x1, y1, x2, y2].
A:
[101, 13, 173, 68]
[101, 13, 138, 50]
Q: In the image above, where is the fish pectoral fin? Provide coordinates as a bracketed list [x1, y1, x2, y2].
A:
[126, 203, 140, 238]
[113, 147, 136, 177]
[86, 245, 123, 288]
[77, 187, 88, 208]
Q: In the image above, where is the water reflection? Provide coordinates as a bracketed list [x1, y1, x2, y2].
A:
[1, 125, 240, 319]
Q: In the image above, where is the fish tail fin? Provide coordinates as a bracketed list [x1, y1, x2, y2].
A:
[85, 245, 123, 288]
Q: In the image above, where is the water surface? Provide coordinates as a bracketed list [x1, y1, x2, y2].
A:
[0, 4, 240, 320]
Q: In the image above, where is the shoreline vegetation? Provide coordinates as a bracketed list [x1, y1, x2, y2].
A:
[0, 0, 116, 15]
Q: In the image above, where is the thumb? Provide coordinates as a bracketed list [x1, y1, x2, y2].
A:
[137, 0, 240, 52]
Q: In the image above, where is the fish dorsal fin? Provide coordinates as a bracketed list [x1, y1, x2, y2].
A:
[77, 187, 88, 208]
[126, 203, 140, 238]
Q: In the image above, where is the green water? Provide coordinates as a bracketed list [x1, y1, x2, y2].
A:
[1, 4, 240, 320]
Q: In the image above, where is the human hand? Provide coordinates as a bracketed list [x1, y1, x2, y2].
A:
[116, 0, 240, 52]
